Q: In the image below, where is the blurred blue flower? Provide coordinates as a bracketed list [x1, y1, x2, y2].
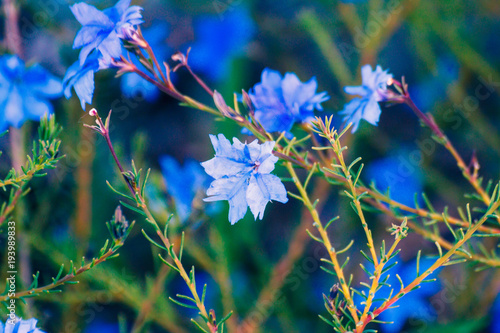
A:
[0, 55, 62, 130]
[409, 56, 459, 112]
[189, 7, 255, 81]
[340, 64, 392, 133]
[365, 153, 423, 208]
[377, 257, 441, 333]
[248, 68, 329, 136]
[63, 51, 108, 110]
[201, 134, 288, 224]
[355, 256, 440, 333]
[121, 22, 171, 102]
[70, 0, 143, 66]
[84, 320, 119, 333]
[160, 155, 211, 222]
[492, 295, 500, 333]
[0, 316, 45, 333]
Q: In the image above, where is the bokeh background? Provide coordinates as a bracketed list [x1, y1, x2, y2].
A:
[1, 0, 500, 332]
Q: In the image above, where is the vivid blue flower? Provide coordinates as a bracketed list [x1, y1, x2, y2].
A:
[357, 256, 441, 333]
[70, 0, 143, 66]
[0, 55, 62, 130]
[340, 64, 392, 133]
[160, 155, 211, 222]
[188, 7, 255, 81]
[365, 153, 423, 208]
[121, 22, 171, 102]
[201, 134, 288, 225]
[63, 51, 108, 110]
[0, 316, 45, 333]
[248, 68, 329, 136]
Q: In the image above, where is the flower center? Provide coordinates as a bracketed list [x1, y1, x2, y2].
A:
[252, 160, 261, 172]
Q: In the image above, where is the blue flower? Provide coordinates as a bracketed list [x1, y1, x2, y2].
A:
[84, 320, 119, 333]
[63, 51, 108, 110]
[0, 316, 45, 333]
[492, 295, 500, 333]
[248, 68, 329, 136]
[365, 152, 423, 208]
[409, 56, 459, 112]
[188, 7, 255, 81]
[70, 0, 143, 66]
[340, 64, 392, 133]
[201, 134, 288, 225]
[160, 155, 211, 223]
[0, 55, 62, 130]
[121, 22, 171, 102]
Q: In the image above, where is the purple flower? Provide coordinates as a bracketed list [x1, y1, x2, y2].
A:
[70, 0, 143, 66]
[160, 155, 210, 223]
[201, 134, 288, 225]
[0, 316, 45, 333]
[63, 51, 108, 110]
[248, 68, 329, 136]
[0, 55, 62, 130]
[340, 64, 392, 132]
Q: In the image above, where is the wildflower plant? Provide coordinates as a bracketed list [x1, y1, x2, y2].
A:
[1, 0, 500, 332]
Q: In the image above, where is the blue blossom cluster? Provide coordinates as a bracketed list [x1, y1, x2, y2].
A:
[0, 55, 62, 130]
[64, 0, 143, 109]
[201, 134, 288, 224]
[0, 316, 45, 333]
[71, 0, 143, 66]
[340, 64, 392, 132]
[248, 68, 329, 136]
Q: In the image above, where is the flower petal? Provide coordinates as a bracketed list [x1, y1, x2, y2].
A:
[246, 173, 288, 220]
[70, 2, 112, 27]
[204, 176, 249, 225]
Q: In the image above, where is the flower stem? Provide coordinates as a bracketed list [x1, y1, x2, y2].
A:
[285, 162, 361, 324]
[357, 198, 500, 331]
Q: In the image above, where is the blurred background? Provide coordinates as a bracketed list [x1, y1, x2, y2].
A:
[0, 0, 500, 332]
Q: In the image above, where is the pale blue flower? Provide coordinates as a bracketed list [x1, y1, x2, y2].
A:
[160, 156, 211, 222]
[248, 68, 329, 136]
[70, 0, 143, 66]
[188, 7, 255, 81]
[63, 51, 108, 110]
[0, 316, 45, 333]
[340, 64, 392, 132]
[0, 55, 62, 130]
[201, 134, 288, 225]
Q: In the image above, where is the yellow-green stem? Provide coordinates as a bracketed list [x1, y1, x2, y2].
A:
[285, 162, 360, 324]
